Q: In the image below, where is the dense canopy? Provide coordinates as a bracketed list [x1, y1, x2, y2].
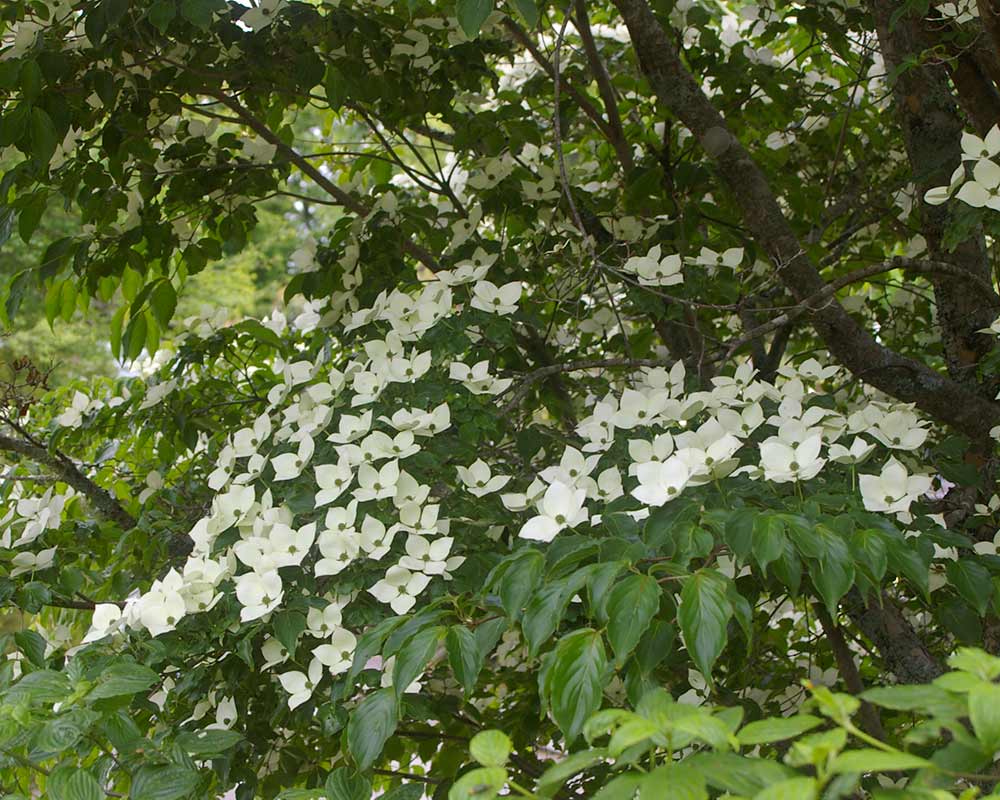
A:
[2, 0, 1000, 797]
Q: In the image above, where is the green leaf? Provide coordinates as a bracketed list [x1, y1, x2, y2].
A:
[639, 764, 707, 800]
[447, 625, 484, 696]
[30, 108, 58, 166]
[546, 629, 607, 742]
[829, 748, 932, 774]
[325, 65, 348, 112]
[753, 778, 818, 800]
[273, 610, 307, 658]
[14, 630, 46, 667]
[737, 715, 823, 745]
[347, 688, 398, 769]
[509, 0, 538, 26]
[522, 580, 573, 656]
[946, 559, 992, 616]
[606, 574, 660, 664]
[685, 753, 797, 796]
[456, 0, 492, 38]
[8, 669, 70, 703]
[752, 515, 786, 572]
[448, 766, 506, 800]
[536, 748, 607, 797]
[392, 626, 443, 697]
[129, 765, 200, 800]
[470, 730, 512, 766]
[850, 529, 887, 582]
[969, 682, 1000, 753]
[324, 768, 371, 800]
[811, 552, 855, 614]
[175, 729, 243, 756]
[678, 570, 733, 681]
[147, 0, 176, 32]
[149, 279, 177, 328]
[498, 549, 544, 620]
[87, 663, 159, 700]
[861, 685, 965, 718]
[60, 768, 103, 800]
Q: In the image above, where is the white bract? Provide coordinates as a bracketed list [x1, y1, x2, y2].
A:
[519, 482, 588, 542]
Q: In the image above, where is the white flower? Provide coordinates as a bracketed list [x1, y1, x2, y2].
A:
[9, 546, 57, 577]
[540, 446, 600, 487]
[270, 436, 315, 481]
[358, 515, 397, 560]
[354, 460, 400, 502]
[278, 658, 322, 710]
[868, 409, 928, 451]
[631, 457, 691, 506]
[828, 437, 875, 464]
[456, 459, 511, 496]
[449, 360, 512, 395]
[315, 460, 354, 507]
[56, 391, 99, 428]
[758, 435, 825, 483]
[315, 529, 360, 577]
[962, 126, 1000, 161]
[519, 482, 588, 542]
[859, 458, 932, 515]
[235, 570, 283, 622]
[689, 246, 743, 272]
[326, 411, 373, 444]
[233, 414, 272, 458]
[313, 627, 358, 675]
[471, 280, 522, 315]
[956, 159, 1000, 211]
[399, 535, 454, 575]
[270, 522, 316, 567]
[369, 565, 432, 613]
[623, 244, 684, 286]
[306, 604, 343, 638]
[137, 572, 187, 637]
[82, 603, 123, 643]
[581, 467, 623, 502]
[615, 389, 669, 429]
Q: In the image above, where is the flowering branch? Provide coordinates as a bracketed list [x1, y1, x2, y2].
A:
[0, 434, 136, 530]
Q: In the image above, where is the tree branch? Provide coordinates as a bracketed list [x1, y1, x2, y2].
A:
[610, 0, 1000, 442]
[204, 91, 441, 272]
[0, 435, 136, 530]
[572, 0, 634, 171]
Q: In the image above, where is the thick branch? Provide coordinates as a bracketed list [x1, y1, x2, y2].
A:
[0, 435, 136, 530]
[869, 0, 1000, 387]
[572, 0, 634, 171]
[813, 602, 885, 739]
[843, 589, 944, 684]
[610, 0, 1000, 442]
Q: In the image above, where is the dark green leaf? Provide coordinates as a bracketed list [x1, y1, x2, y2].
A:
[678, 570, 733, 681]
[606, 574, 660, 663]
[347, 688, 398, 769]
[546, 629, 607, 742]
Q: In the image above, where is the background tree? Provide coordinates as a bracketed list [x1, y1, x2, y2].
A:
[1, 0, 1000, 798]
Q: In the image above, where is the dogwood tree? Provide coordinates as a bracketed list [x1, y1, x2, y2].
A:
[4, 0, 1000, 796]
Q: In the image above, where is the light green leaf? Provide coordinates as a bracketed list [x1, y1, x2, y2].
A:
[737, 715, 824, 746]
[469, 730, 512, 767]
[969, 682, 1000, 753]
[829, 749, 932, 774]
